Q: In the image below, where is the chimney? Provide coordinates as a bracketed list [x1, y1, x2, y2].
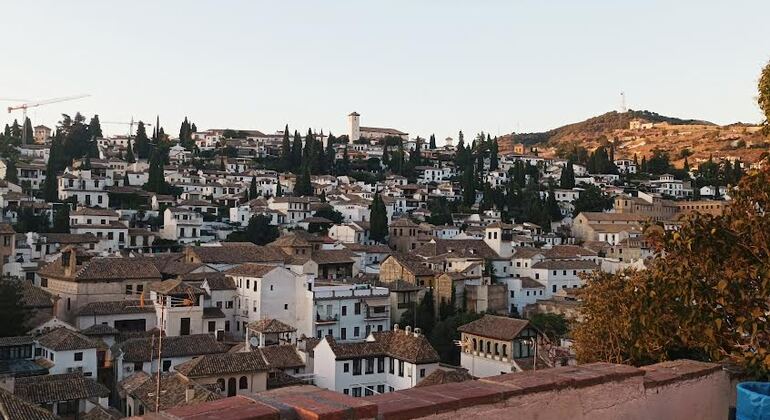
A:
[185, 385, 196, 402]
[405, 325, 412, 335]
[393, 324, 399, 332]
[414, 327, 421, 337]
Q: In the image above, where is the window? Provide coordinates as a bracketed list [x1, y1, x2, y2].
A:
[365, 387, 374, 396]
[208, 321, 216, 332]
[365, 358, 374, 374]
[343, 389, 349, 395]
[74, 352, 83, 361]
[510, 290, 515, 298]
[284, 304, 288, 310]
[343, 363, 349, 373]
[377, 384, 385, 394]
[377, 357, 385, 373]
[353, 359, 362, 375]
[162, 360, 171, 372]
[354, 303, 361, 315]
[125, 285, 133, 295]
[354, 327, 360, 337]
[239, 376, 248, 389]
[398, 360, 404, 377]
[352, 387, 361, 397]
[225, 321, 230, 332]
[341, 306, 347, 316]
[389, 357, 394, 374]
[341, 328, 347, 340]
[420, 368, 426, 378]
[226, 301, 234, 309]
[552, 285, 557, 293]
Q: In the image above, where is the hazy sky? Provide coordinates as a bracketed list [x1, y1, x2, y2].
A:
[1, 1, 769, 141]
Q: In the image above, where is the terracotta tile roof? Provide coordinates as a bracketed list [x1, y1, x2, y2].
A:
[248, 319, 296, 333]
[39, 232, 98, 244]
[519, 277, 545, 289]
[38, 256, 162, 281]
[81, 405, 123, 420]
[267, 371, 304, 389]
[116, 334, 230, 362]
[0, 336, 34, 347]
[414, 239, 503, 260]
[415, 367, 474, 387]
[531, 260, 599, 270]
[15, 373, 109, 404]
[260, 345, 304, 369]
[188, 245, 288, 264]
[542, 245, 598, 259]
[36, 327, 99, 351]
[148, 279, 204, 295]
[327, 330, 440, 364]
[310, 249, 356, 265]
[386, 252, 435, 277]
[127, 372, 220, 411]
[75, 300, 154, 316]
[16, 281, 54, 308]
[577, 212, 647, 222]
[80, 324, 120, 336]
[343, 243, 392, 254]
[0, 387, 56, 420]
[174, 351, 269, 377]
[202, 307, 226, 319]
[512, 247, 545, 259]
[116, 370, 150, 398]
[458, 315, 532, 341]
[390, 218, 418, 227]
[225, 263, 279, 277]
[180, 272, 235, 290]
[71, 207, 119, 217]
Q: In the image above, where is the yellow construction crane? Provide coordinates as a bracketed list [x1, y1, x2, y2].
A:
[102, 118, 151, 138]
[5, 94, 90, 143]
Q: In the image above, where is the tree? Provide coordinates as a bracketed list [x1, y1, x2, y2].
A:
[0, 280, 30, 337]
[133, 121, 151, 159]
[22, 117, 34, 145]
[125, 138, 136, 163]
[294, 166, 313, 197]
[51, 203, 71, 233]
[560, 160, 575, 189]
[647, 148, 671, 175]
[281, 125, 292, 169]
[529, 313, 569, 342]
[178, 117, 195, 150]
[144, 150, 169, 194]
[574, 163, 770, 377]
[4, 159, 17, 184]
[275, 179, 283, 197]
[88, 115, 103, 139]
[249, 176, 258, 199]
[489, 138, 499, 171]
[291, 130, 303, 170]
[573, 184, 612, 216]
[546, 183, 563, 222]
[429, 134, 436, 150]
[313, 204, 344, 224]
[369, 192, 389, 243]
[759, 60, 770, 125]
[226, 214, 279, 245]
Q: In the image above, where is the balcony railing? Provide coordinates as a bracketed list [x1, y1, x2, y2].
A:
[316, 313, 339, 324]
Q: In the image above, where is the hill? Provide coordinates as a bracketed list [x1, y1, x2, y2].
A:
[499, 110, 766, 165]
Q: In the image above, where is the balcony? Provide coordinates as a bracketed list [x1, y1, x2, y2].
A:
[397, 302, 414, 309]
[366, 307, 390, 320]
[316, 313, 339, 324]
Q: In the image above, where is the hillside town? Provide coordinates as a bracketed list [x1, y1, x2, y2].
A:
[0, 108, 744, 418]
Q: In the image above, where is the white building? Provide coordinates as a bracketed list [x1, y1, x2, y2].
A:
[614, 159, 637, 174]
[226, 264, 313, 339]
[35, 327, 100, 378]
[313, 326, 440, 396]
[58, 169, 112, 208]
[347, 112, 408, 142]
[69, 207, 129, 253]
[458, 315, 545, 377]
[160, 207, 205, 244]
[312, 283, 390, 341]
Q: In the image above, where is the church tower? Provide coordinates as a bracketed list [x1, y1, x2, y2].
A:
[348, 112, 360, 142]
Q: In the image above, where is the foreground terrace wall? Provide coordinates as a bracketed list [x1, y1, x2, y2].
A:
[140, 359, 733, 420]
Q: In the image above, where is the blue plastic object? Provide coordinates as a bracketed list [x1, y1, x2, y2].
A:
[737, 382, 770, 420]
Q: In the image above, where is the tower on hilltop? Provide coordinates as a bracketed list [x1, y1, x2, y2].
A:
[348, 111, 360, 142]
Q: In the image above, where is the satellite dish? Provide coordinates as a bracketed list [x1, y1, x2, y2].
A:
[249, 336, 260, 347]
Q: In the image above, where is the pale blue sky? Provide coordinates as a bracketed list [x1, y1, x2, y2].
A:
[1, 1, 769, 141]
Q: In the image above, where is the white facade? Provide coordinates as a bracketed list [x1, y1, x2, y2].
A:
[161, 208, 204, 243]
[312, 284, 390, 341]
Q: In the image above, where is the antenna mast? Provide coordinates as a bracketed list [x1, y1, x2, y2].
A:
[620, 92, 627, 113]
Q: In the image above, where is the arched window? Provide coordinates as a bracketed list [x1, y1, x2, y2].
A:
[479, 340, 484, 353]
[486, 341, 491, 354]
[494, 343, 499, 356]
[472, 338, 477, 351]
[239, 376, 248, 390]
[502, 344, 507, 358]
[216, 378, 225, 393]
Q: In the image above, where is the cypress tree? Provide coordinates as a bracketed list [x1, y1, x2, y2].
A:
[276, 178, 283, 197]
[382, 144, 390, 166]
[489, 138, 499, 171]
[126, 138, 136, 163]
[220, 157, 226, 171]
[294, 166, 313, 197]
[23, 117, 34, 145]
[369, 192, 389, 243]
[88, 115, 103, 139]
[325, 136, 336, 175]
[249, 176, 258, 198]
[4, 159, 18, 184]
[134, 121, 151, 159]
[560, 160, 575, 189]
[429, 134, 436, 149]
[281, 124, 291, 169]
[683, 157, 690, 173]
[547, 182, 563, 222]
[410, 138, 422, 167]
[291, 130, 303, 170]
